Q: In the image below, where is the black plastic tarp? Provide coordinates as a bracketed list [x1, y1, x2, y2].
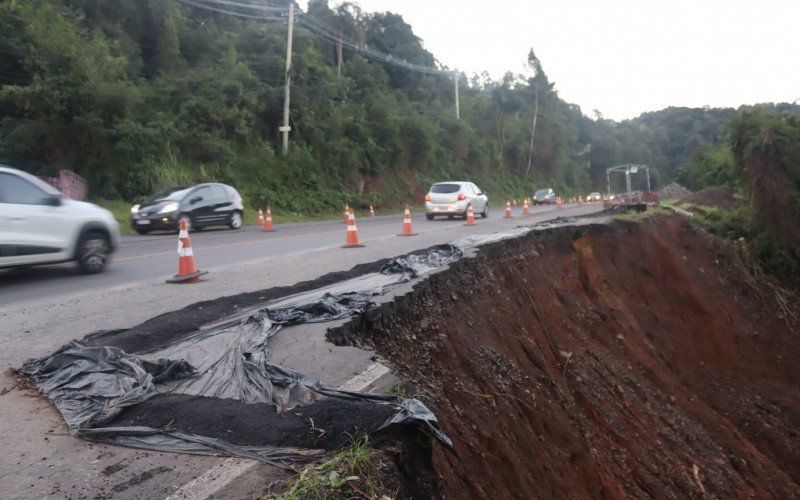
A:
[22, 244, 463, 469]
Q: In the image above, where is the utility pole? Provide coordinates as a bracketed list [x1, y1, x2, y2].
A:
[525, 90, 539, 177]
[454, 70, 460, 120]
[337, 23, 343, 78]
[280, 1, 295, 156]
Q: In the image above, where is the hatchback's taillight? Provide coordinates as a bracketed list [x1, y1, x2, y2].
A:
[457, 193, 466, 201]
[424, 194, 431, 202]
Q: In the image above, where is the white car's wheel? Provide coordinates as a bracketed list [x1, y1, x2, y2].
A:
[77, 233, 110, 274]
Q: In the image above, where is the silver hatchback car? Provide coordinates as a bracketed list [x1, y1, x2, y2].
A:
[424, 181, 489, 220]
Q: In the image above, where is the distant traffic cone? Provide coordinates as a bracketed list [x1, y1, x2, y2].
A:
[343, 203, 350, 222]
[258, 208, 264, 227]
[342, 209, 365, 248]
[504, 200, 513, 218]
[464, 204, 477, 226]
[166, 219, 208, 284]
[557, 197, 563, 208]
[263, 205, 275, 232]
[513, 199, 517, 207]
[523, 198, 530, 216]
[398, 205, 417, 236]
[369, 205, 376, 217]
[579, 195, 584, 204]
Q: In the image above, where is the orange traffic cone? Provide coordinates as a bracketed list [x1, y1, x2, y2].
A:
[343, 209, 365, 248]
[166, 219, 208, 284]
[504, 200, 513, 218]
[523, 198, 530, 216]
[263, 205, 275, 232]
[579, 195, 584, 204]
[258, 208, 264, 227]
[399, 205, 417, 236]
[464, 204, 477, 226]
[557, 197, 563, 208]
[369, 205, 376, 217]
[343, 203, 350, 222]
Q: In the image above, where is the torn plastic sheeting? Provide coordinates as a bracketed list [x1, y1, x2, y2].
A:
[21, 342, 191, 433]
[138, 292, 379, 407]
[23, 340, 452, 467]
[80, 426, 327, 470]
[200, 272, 401, 331]
[379, 244, 462, 280]
[22, 244, 463, 463]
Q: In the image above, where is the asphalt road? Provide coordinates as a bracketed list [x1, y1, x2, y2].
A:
[0, 202, 606, 499]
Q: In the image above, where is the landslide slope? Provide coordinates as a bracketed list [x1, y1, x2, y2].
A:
[331, 215, 800, 498]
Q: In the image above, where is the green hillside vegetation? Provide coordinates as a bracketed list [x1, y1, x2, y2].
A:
[1, 0, 798, 218]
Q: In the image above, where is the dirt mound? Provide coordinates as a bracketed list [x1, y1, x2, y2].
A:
[680, 185, 743, 211]
[658, 182, 691, 200]
[330, 216, 799, 497]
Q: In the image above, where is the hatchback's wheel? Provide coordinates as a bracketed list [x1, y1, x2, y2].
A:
[177, 213, 192, 232]
[426, 214, 434, 220]
[77, 233, 110, 274]
[229, 211, 243, 229]
[481, 203, 489, 218]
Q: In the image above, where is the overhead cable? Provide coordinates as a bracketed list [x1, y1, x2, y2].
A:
[177, 0, 287, 21]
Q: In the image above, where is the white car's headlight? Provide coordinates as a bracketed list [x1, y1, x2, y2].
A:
[131, 204, 140, 214]
[159, 203, 179, 214]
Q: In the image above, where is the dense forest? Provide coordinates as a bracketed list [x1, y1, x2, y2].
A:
[1, 0, 798, 213]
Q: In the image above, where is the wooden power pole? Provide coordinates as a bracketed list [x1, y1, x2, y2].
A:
[280, 1, 295, 155]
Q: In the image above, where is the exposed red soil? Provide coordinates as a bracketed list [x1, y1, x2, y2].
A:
[330, 215, 800, 498]
[680, 185, 744, 211]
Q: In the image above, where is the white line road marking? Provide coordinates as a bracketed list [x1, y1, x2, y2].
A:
[337, 363, 391, 392]
[165, 458, 254, 500]
[163, 361, 391, 500]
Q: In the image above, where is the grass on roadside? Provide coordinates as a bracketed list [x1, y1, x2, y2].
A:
[266, 437, 398, 500]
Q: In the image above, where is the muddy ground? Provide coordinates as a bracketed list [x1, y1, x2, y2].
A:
[681, 185, 743, 211]
[330, 214, 799, 498]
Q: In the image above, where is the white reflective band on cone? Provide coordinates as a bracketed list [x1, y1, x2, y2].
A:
[179, 247, 194, 257]
[179, 230, 188, 238]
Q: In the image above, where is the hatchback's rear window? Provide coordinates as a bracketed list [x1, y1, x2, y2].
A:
[430, 184, 461, 194]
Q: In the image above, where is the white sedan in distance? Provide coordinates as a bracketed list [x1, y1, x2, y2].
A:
[424, 181, 489, 220]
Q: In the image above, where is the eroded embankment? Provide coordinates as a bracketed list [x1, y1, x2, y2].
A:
[329, 215, 800, 498]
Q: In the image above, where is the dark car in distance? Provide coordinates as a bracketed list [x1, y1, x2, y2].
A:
[131, 183, 244, 234]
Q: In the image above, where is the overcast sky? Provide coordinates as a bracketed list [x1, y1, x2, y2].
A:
[310, 0, 800, 121]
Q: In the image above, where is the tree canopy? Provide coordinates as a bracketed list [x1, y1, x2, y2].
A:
[1, 0, 798, 210]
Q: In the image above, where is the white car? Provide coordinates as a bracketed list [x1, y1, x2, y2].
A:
[0, 165, 120, 273]
[424, 181, 489, 220]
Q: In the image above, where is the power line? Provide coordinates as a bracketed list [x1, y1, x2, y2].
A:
[176, 0, 287, 21]
[189, 0, 289, 12]
[298, 13, 446, 76]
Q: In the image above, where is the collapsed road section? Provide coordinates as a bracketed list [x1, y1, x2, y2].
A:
[329, 214, 800, 497]
[18, 215, 591, 475]
[20, 246, 463, 468]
